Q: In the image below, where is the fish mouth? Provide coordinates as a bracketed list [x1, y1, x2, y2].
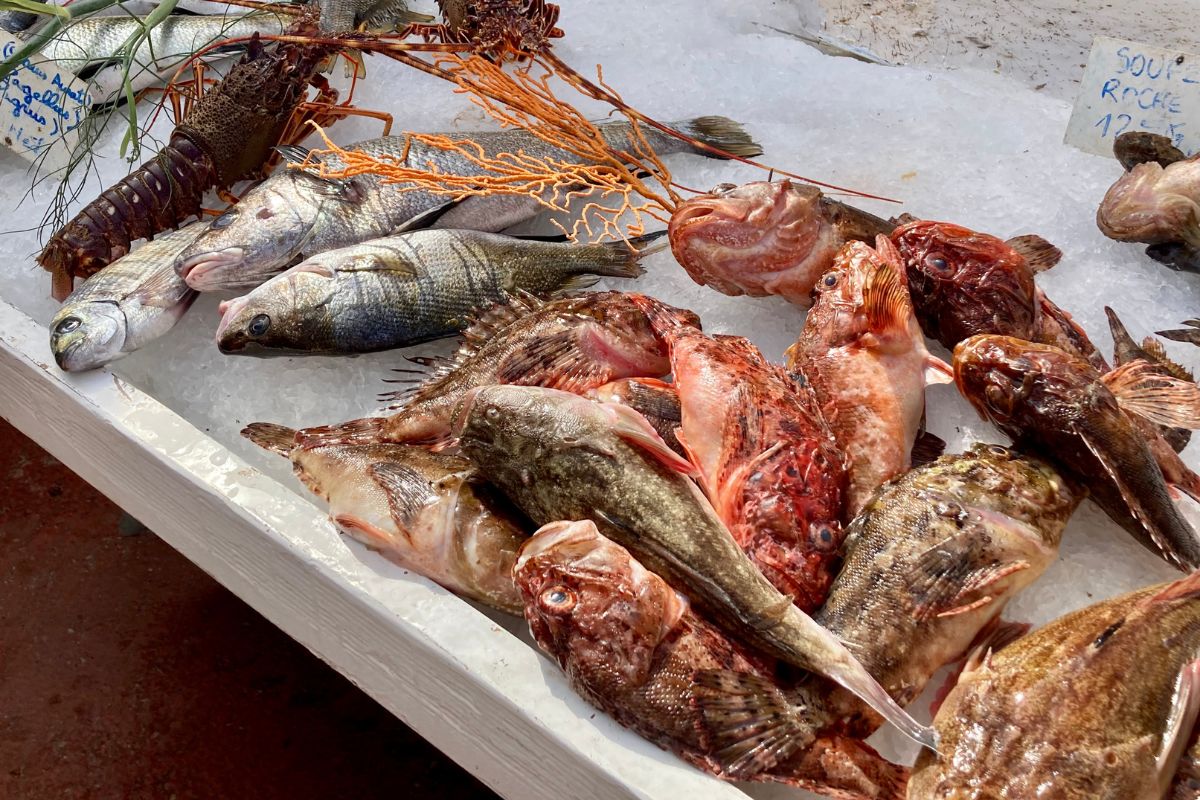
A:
[178, 247, 247, 291]
[51, 336, 84, 371]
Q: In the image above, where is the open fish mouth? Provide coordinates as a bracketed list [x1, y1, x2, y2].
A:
[178, 247, 247, 290]
[51, 336, 84, 371]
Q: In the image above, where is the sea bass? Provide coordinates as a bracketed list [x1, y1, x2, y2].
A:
[910, 570, 1200, 800]
[787, 236, 952, 515]
[667, 180, 896, 306]
[455, 384, 936, 748]
[49, 222, 204, 372]
[213, 230, 661, 355]
[816, 444, 1079, 731]
[588, 378, 684, 456]
[242, 422, 529, 613]
[668, 328, 849, 611]
[304, 291, 699, 448]
[177, 117, 762, 291]
[890, 219, 1107, 371]
[954, 334, 1200, 570]
[516, 519, 909, 797]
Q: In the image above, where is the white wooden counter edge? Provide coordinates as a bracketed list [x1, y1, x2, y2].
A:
[0, 297, 754, 800]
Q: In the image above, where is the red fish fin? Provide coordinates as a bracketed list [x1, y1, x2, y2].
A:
[1141, 337, 1195, 381]
[908, 528, 1032, 622]
[1005, 234, 1062, 273]
[600, 402, 699, 476]
[296, 417, 385, 449]
[910, 430, 946, 467]
[240, 422, 298, 457]
[1149, 571, 1200, 605]
[366, 462, 439, 530]
[332, 513, 397, 551]
[1103, 359, 1200, 429]
[462, 291, 546, 345]
[924, 356, 954, 385]
[691, 670, 817, 779]
[862, 260, 911, 340]
[1157, 659, 1200, 792]
[495, 329, 607, 394]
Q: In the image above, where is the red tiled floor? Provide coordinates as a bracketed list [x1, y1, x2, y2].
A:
[0, 418, 497, 800]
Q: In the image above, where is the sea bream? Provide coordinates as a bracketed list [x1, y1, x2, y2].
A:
[787, 236, 952, 516]
[667, 328, 849, 612]
[910, 570, 1200, 800]
[213, 230, 663, 355]
[954, 334, 1200, 570]
[49, 222, 205, 372]
[301, 291, 699, 449]
[242, 422, 530, 613]
[455, 384, 936, 749]
[667, 180, 895, 306]
[516, 519, 909, 797]
[176, 117, 763, 291]
[816, 444, 1079, 732]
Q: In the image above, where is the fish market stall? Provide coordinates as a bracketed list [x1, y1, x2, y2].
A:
[2, 1, 1198, 798]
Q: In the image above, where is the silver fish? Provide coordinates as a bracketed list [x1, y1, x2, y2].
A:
[213, 230, 662, 355]
[49, 222, 204, 372]
[175, 117, 764, 291]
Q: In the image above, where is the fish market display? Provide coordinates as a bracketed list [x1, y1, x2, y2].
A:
[954, 334, 1200, 570]
[1098, 131, 1200, 273]
[175, 117, 763, 292]
[890, 219, 1107, 370]
[667, 180, 895, 306]
[242, 422, 529, 613]
[307, 291, 699, 448]
[213, 230, 662, 355]
[49, 222, 205, 372]
[668, 328, 848, 611]
[910, 570, 1200, 799]
[787, 236, 952, 515]
[455, 384, 936, 747]
[515, 518, 909, 796]
[587, 378, 683, 456]
[816, 444, 1079, 728]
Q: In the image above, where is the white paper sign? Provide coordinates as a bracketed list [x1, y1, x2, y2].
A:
[1066, 36, 1200, 159]
[0, 31, 93, 165]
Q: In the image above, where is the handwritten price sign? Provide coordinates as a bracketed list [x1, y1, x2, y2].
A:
[0, 32, 93, 165]
[1066, 36, 1200, 160]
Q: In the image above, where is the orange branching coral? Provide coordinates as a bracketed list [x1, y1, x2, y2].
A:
[301, 54, 681, 243]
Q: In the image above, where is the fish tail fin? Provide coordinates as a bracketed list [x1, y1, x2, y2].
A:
[296, 417, 385, 449]
[679, 116, 764, 159]
[240, 422, 298, 456]
[576, 231, 669, 281]
[691, 670, 818, 779]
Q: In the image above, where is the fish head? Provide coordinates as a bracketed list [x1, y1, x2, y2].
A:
[577, 293, 700, 376]
[214, 263, 338, 355]
[891, 220, 1037, 346]
[176, 173, 332, 291]
[49, 301, 127, 372]
[667, 180, 827, 301]
[1097, 159, 1200, 244]
[514, 519, 687, 682]
[454, 384, 598, 463]
[805, 239, 883, 345]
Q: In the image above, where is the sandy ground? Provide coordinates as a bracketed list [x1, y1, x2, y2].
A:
[0, 419, 496, 800]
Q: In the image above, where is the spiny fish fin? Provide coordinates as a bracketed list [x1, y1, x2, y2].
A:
[1102, 359, 1200, 429]
[910, 430, 946, 467]
[861, 261, 911, 339]
[1157, 659, 1200, 794]
[389, 198, 464, 234]
[496, 329, 604, 394]
[461, 292, 547, 345]
[691, 670, 816, 779]
[240, 422, 298, 457]
[924, 356, 954, 385]
[1005, 234, 1062, 273]
[908, 528, 1031, 622]
[367, 462, 438, 528]
[1159, 320, 1200, 346]
[599, 402, 699, 476]
[274, 144, 312, 165]
[126, 269, 192, 308]
[1105, 306, 1144, 367]
[296, 417, 385, 449]
[1148, 570, 1200, 605]
[332, 513, 397, 551]
[1141, 337, 1194, 381]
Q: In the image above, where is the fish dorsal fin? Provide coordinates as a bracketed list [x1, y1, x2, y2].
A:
[462, 292, 547, 345]
[367, 462, 439, 529]
[861, 259, 912, 340]
[691, 670, 817, 779]
[275, 144, 312, 166]
[910, 430, 946, 467]
[600, 402, 699, 476]
[1005, 234, 1062, 273]
[1102, 359, 1200, 429]
[1105, 305, 1143, 366]
[241, 422, 299, 457]
[1142, 337, 1195, 381]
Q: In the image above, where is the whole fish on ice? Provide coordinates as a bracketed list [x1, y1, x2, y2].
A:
[213, 230, 662, 355]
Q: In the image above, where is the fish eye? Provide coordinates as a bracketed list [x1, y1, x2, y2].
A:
[247, 314, 271, 337]
[710, 182, 737, 195]
[53, 316, 82, 335]
[211, 210, 236, 229]
[822, 273, 838, 288]
[484, 406, 502, 422]
[810, 524, 839, 552]
[925, 253, 951, 274]
[539, 585, 576, 614]
[987, 444, 1009, 457]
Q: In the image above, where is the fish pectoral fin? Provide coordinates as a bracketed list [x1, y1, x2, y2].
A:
[1157, 658, 1200, 793]
[1102, 358, 1200, 429]
[924, 356, 955, 385]
[599, 401, 699, 476]
[691, 670, 817, 779]
[389, 198, 465, 234]
[908, 531, 1030, 622]
[367, 462, 438, 530]
[861, 258, 912, 340]
[125, 267, 191, 308]
[1004, 234, 1062, 273]
[495, 329, 602, 394]
[910, 430, 946, 467]
[240, 422, 298, 457]
[333, 513, 398, 551]
[296, 417, 385, 449]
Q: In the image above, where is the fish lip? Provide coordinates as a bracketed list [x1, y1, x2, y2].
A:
[178, 247, 246, 290]
[51, 336, 83, 371]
